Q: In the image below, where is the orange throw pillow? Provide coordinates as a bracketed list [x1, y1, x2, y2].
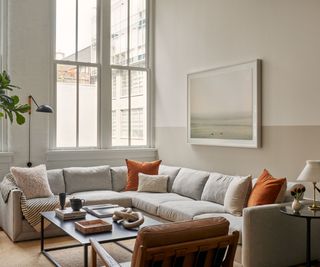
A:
[125, 159, 162, 191]
[247, 169, 286, 207]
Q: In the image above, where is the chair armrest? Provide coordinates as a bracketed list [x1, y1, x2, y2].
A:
[90, 238, 121, 267]
[0, 189, 23, 241]
[242, 202, 320, 267]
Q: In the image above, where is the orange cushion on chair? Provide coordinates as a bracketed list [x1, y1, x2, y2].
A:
[125, 159, 162, 191]
[247, 169, 286, 207]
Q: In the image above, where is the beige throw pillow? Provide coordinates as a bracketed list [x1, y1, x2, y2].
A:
[137, 173, 169, 193]
[11, 164, 53, 199]
[224, 175, 252, 216]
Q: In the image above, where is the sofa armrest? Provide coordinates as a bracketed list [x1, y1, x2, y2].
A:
[0, 189, 24, 241]
[242, 202, 320, 267]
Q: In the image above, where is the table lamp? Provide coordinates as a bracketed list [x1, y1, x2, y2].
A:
[297, 160, 320, 210]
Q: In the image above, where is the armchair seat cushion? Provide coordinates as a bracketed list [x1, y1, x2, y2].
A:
[158, 200, 225, 221]
[70, 191, 132, 207]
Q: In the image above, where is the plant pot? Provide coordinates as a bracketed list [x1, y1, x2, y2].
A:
[292, 199, 302, 212]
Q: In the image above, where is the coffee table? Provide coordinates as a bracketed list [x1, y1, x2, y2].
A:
[40, 211, 161, 267]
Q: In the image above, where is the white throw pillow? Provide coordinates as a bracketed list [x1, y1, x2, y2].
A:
[137, 173, 169, 193]
[10, 164, 53, 199]
[224, 175, 252, 216]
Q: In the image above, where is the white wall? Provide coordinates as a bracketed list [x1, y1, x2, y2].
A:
[154, 0, 320, 190]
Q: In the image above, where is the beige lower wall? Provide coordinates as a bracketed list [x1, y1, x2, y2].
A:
[156, 126, 320, 197]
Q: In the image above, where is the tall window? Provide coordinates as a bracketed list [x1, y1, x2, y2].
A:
[54, 0, 149, 149]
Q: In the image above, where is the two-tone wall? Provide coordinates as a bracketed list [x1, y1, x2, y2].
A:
[154, 0, 320, 190]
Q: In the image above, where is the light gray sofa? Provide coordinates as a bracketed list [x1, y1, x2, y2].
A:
[1, 164, 320, 267]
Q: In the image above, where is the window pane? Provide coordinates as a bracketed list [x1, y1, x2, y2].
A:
[78, 0, 97, 63]
[56, 64, 77, 147]
[129, 0, 146, 67]
[112, 69, 129, 146]
[111, 0, 128, 66]
[131, 70, 147, 145]
[56, 0, 76, 61]
[79, 66, 98, 147]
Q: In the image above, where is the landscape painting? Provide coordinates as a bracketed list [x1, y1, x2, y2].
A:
[187, 60, 261, 148]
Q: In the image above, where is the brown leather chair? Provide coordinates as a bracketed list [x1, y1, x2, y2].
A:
[90, 217, 239, 267]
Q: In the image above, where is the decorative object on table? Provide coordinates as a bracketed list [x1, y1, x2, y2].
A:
[83, 204, 122, 218]
[27, 94, 53, 167]
[0, 70, 30, 125]
[290, 184, 305, 212]
[187, 59, 262, 148]
[75, 219, 112, 234]
[70, 198, 85, 211]
[112, 207, 144, 229]
[55, 207, 86, 221]
[297, 160, 320, 210]
[58, 192, 66, 210]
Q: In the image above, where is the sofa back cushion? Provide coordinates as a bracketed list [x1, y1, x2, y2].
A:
[158, 165, 181, 192]
[201, 172, 234, 205]
[172, 168, 209, 200]
[47, 169, 65, 195]
[63, 165, 112, 194]
[111, 166, 127, 192]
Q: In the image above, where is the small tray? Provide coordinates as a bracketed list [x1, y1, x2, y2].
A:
[75, 219, 112, 234]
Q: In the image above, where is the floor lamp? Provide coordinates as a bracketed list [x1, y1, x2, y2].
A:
[27, 95, 53, 167]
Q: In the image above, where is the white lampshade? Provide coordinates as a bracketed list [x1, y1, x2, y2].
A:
[297, 160, 320, 182]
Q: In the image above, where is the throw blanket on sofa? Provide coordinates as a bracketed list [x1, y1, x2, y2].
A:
[0, 174, 59, 232]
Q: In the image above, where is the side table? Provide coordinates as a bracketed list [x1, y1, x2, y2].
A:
[280, 205, 320, 267]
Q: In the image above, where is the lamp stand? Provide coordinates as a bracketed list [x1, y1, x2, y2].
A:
[309, 182, 320, 210]
[27, 96, 32, 167]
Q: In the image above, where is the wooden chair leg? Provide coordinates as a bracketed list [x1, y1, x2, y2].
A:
[92, 246, 97, 267]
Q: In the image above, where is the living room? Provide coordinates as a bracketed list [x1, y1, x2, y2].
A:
[1, 0, 320, 266]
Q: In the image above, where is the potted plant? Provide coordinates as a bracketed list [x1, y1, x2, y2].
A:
[0, 70, 30, 125]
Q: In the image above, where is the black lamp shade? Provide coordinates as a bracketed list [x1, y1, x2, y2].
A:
[36, 105, 53, 113]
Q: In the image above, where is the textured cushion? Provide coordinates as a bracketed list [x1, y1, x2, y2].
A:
[10, 164, 53, 199]
[193, 213, 243, 244]
[63, 166, 112, 194]
[137, 173, 168, 193]
[111, 166, 127, 192]
[125, 159, 162, 191]
[70, 190, 132, 207]
[158, 165, 181, 192]
[158, 200, 225, 221]
[131, 217, 229, 267]
[248, 169, 286, 207]
[201, 172, 234, 205]
[47, 169, 65, 195]
[172, 168, 209, 200]
[224, 176, 252, 216]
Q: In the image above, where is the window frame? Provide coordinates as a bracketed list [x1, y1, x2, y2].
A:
[50, 0, 153, 150]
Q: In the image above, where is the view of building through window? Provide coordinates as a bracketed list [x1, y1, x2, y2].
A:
[55, 0, 148, 148]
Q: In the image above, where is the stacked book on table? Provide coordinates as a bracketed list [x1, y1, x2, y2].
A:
[55, 208, 86, 221]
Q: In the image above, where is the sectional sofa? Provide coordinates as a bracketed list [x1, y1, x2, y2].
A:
[1, 164, 320, 267]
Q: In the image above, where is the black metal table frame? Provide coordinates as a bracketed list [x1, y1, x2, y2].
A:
[40, 215, 133, 267]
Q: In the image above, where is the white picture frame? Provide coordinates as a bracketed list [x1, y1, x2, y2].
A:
[187, 59, 261, 148]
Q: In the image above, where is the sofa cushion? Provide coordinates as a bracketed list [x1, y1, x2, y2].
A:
[70, 190, 132, 207]
[193, 213, 243, 244]
[47, 169, 65, 195]
[125, 159, 162, 191]
[137, 173, 169, 193]
[224, 176, 252, 216]
[121, 192, 192, 215]
[10, 164, 53, 199]
[158, 200, 225, 221]
[63, 166, 112, 194]
[201, 172, 234, 205]
[158, 165, 181, 192]
[248, 169, 286, 207]
[111, 166, 127, 192]
[172, 168, 209, 200]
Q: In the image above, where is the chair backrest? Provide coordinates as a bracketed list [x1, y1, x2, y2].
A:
[131, 217, 239, 267]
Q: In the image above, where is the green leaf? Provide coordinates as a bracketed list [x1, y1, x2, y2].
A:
[0, 112, 3, 118]
[11, 95, 19, 105]
[15, 112, 25, 125]
[15, 104, 30, 113]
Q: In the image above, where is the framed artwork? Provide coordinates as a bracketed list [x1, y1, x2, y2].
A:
[187, 59, 261, 148]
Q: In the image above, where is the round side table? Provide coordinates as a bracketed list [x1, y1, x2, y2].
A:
[280, 205, 320, 267]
